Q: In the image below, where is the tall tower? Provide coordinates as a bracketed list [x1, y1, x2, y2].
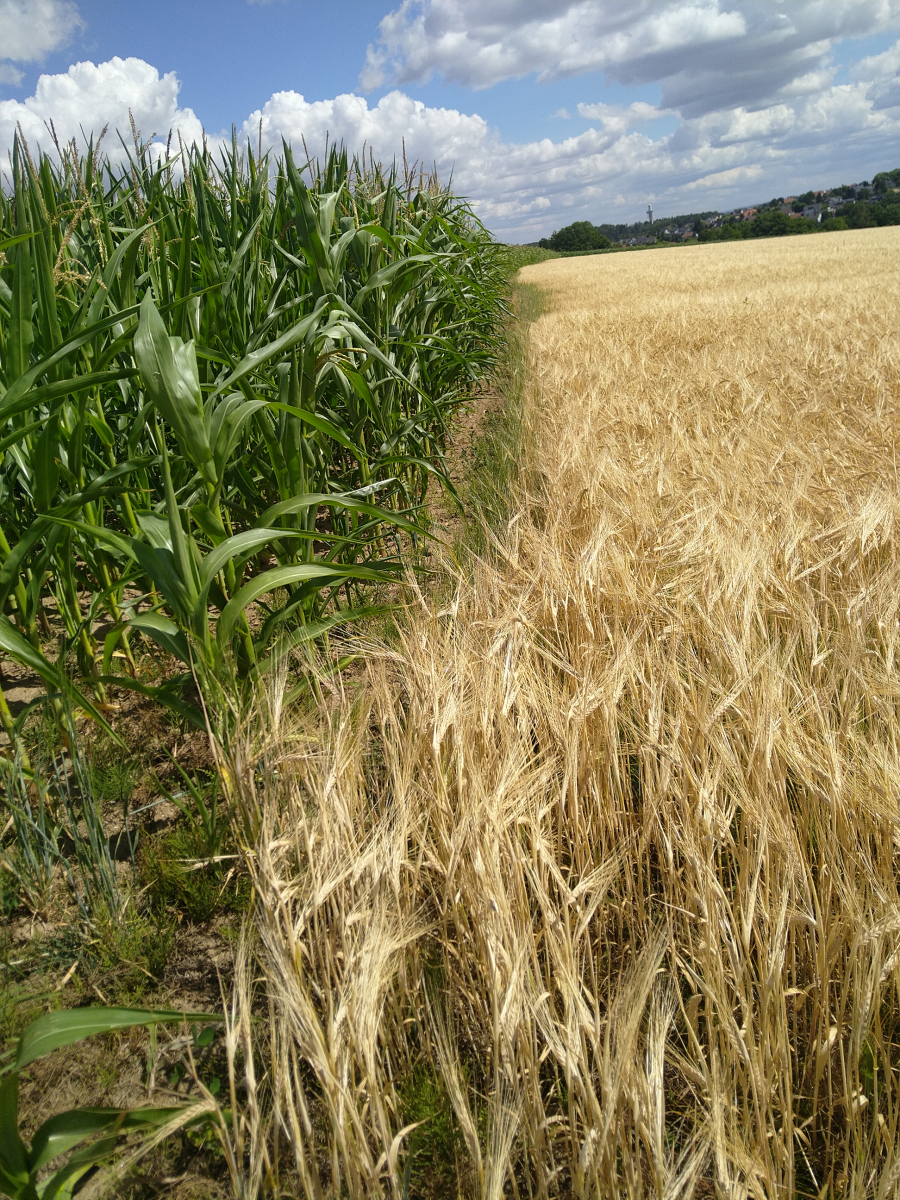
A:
[647, 203, 653, 225]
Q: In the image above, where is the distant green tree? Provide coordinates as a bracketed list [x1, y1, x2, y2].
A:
[699, 221, 749, 242]
[751, 210, 794, 237]
[546, 221, 611, 251]
[841, 201, 875, 229]
[872, 168, 900, 193]
[751, 211, 816, 237]
[872, 198, 900, 226]
[821, 217, 849, 232]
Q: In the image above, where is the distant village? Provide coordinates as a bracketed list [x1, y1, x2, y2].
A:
[630, 181, 882, 245]
[536, 168, 900, 251]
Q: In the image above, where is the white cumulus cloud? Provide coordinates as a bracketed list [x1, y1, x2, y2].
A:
[240, 88, 491, 169]
[0, 0, 84, 65]
[684, 164, 764, 190]
[0, 57, 204, 161]
[851, 36, 900, 81]
[850, 37, 900, 111]
[360, 0, 747, 91]
[575, 101, 670, 134]
[778, 68, 838, 98]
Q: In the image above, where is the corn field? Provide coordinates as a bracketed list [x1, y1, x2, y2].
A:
[0, 132, 506, 743]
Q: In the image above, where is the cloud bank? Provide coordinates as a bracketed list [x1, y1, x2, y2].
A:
[360, 0, 896, 114]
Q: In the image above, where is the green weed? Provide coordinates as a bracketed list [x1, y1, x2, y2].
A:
[502, 244, 561, 270]
[142, 822, 248, 926]
[88, 899, 175, 999]
[399, 1066, 467, 1198]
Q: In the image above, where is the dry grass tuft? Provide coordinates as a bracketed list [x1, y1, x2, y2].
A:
[221, 227, 900, 1198]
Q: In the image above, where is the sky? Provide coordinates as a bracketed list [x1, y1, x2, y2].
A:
[0, 0, 897, 241]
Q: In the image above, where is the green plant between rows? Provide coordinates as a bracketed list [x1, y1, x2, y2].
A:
[0, 1006, 225, 1199]
[0, 746, 121, 923]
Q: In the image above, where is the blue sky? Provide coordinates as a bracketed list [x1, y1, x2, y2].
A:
[1, 1, 897, 239]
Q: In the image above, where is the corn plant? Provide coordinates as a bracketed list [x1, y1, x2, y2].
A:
[0, 1006, 224, 1199]
[0, 131, 506, 740]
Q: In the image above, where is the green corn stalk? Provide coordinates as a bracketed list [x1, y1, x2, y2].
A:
[0, 1007, 224, 1199]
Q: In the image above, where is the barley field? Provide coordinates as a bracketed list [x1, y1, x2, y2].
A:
[213, 228, 900, 1198]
